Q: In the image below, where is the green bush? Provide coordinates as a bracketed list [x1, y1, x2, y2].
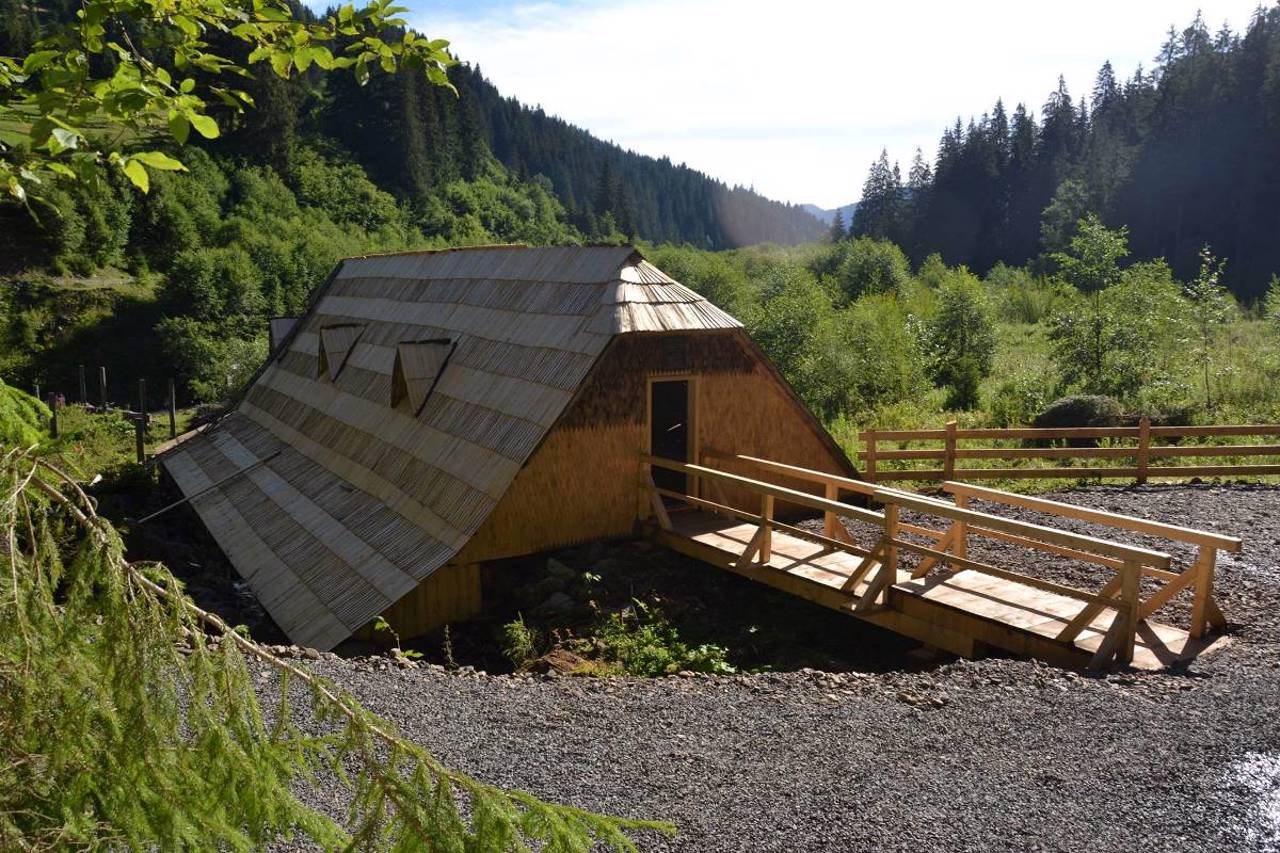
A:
[500, 614, 540, 670]
[1032, 395, 1124, 429]
[925, 267, 996, 396]
[596, 601, 734, 677]
[986, 373, 1057, 427]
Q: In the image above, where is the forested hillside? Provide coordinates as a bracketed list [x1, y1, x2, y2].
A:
[0, 0, 821, 251]
[847, 6, 1280, 299]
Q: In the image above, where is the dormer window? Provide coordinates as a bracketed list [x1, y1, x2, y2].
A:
[392, 339, 454, 415]
[317, 324, 365, 381]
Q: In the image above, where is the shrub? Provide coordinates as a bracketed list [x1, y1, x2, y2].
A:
[596, 601, 734, 677]
[986, 373, 1057, 427]
[811, 236, 912, 305]
[925, 267, 996, 399]
[501, 613, 540, 670]
[1032, 395, 1124, 429]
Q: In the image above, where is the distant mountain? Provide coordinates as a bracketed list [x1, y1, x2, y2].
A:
[802, 202, 859, 227]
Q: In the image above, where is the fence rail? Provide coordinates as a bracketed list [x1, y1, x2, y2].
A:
[859, 418, 1280, 484]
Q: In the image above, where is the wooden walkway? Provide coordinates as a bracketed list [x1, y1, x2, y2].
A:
[642, 454, 1239, 671]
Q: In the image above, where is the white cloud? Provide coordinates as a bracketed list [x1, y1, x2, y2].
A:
[415, 0, 1262, 208]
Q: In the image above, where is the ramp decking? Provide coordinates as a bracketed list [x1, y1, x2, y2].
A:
[642, 454, 1238, 671]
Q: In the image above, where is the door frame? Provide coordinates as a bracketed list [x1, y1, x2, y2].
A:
[644, 373, 699, 496]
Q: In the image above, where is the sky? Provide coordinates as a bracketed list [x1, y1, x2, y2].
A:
[383, 0, 1264, 209]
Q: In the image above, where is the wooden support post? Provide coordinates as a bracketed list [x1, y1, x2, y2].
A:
[135, 378, 147, 464]
[823, 481, 837, 538]
[1118, 560, 1140, 664]
[79, 364, 87, 406]
[1190, 545, 1217, 639]
[167, 378, 177, 439]
[863, 429, 877, 483]
[34, 382, 40, 404]
[1136, 415, 1150, 485]
[99, 366, 107, 411]
[943, 420, 958, 481]
[759, 494, 774, 564]
[47, 393, 59, 439]
[883, 502, 899, 580]
[952, 492, 969, 561]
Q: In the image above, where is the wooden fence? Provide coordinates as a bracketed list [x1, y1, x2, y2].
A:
[38, 365, 180, 464]
[859, 417, 1280, 484]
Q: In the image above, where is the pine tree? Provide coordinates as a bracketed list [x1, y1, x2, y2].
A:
[829, 208, 846, 242]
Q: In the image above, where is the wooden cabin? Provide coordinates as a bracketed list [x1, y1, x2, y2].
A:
[161, 246, 856, 649]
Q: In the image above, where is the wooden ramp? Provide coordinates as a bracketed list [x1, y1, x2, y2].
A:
[642, 454, 1239, 671]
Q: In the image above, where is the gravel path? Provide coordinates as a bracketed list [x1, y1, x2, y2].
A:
[262, 485, 1280, 852]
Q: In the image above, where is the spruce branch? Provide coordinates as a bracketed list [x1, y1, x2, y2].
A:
[2, 449, 672, 851]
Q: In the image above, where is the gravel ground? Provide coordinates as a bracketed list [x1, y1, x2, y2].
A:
[260, 485, 1280, 852]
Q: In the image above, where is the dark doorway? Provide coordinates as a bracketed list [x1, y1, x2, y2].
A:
[650, 379, 690, 495]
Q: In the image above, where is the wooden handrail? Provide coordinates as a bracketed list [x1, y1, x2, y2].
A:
[872, 489, 1172, 568]
[641, 454, 887, 527]
[942, 481, 1243, 551]
[704, 449, 876, 496]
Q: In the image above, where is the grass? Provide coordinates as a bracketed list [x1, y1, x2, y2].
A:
[828, 318, 1280, 494]
[48, 403, 202, 480]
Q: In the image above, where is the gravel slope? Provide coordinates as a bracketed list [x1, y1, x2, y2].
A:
[262, 485, 1280, 852]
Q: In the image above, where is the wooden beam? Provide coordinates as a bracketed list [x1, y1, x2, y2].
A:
[1190, 546, 1218, 639]
[1056, 575, 1123, 643]
[643, 454, 885, 527]
[942, 481, 1242, 551]
[876, 489, 1172, 567]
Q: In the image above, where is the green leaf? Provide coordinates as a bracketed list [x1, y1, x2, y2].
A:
[168, 112, 190, 145]
[132, 151, 186, 171]
[122, 159, 149, 193]
[188, 113, 220, 139]
[179, 77, 195, 94]
[22, 50, 60, 73]
[47, 127, 80, 155]
[269, 50, 292, 78]
[7, 175, 26, 202]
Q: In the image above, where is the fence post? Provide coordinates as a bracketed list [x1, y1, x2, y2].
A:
[168, 378, 177, 439]
[759, 494, 773, 563]
[47, 393, 59, 439]
[34, 382, 40, 404]
[135, 378, 147, 464]
[79, 364, 87, 406]
[99, 366, 108, 411]
[863, 429, 877, 483]
[943, 420, 958, 480]
[1136, 415, 1150, 485]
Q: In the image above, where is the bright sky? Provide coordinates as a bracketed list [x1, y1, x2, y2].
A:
[386, 0, 1263, 208]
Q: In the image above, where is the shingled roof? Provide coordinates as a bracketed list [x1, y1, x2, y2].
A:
[161, 245, 740, 649]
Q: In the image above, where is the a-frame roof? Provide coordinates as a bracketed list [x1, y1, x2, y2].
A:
[161, 245, 741, 649]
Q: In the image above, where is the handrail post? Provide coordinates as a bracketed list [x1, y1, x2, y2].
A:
[1190, 545, 1217, 638]
[1119, 560, 1140, 664]
[943, 420, 958, 481]
[1136, 415, 1150, 485]
[864, 429, 877, 483]
[759, 494, 774, 563]
[823, 481, 837, 538]
[952, 493, 969, 561]
[883, 502, 899, 579]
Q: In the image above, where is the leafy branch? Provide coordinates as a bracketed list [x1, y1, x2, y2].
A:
[0, 0, 456, 201]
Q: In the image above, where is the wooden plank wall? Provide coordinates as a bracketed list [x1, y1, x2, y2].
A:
[456, 330, 852, 563]
[361, 562, 481, 640]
